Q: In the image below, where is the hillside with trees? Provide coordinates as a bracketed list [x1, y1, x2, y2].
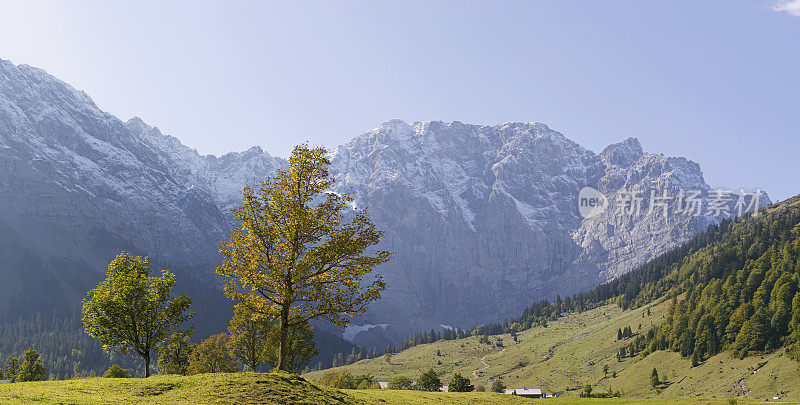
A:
[309, 196, 800, 399]
[468, 196, 800, 364]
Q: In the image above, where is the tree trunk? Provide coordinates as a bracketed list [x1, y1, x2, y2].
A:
[277, 304, 289, 371]
[144, 352, 151, 377]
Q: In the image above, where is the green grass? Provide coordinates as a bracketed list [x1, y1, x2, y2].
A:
[346, 389, 531, 404]
[306, 300, 800, 401]
[0, 371, 795, 404]
[349, 390, 797, 405]
[2, 299, 794, 404]
[0, 372, 359, 404]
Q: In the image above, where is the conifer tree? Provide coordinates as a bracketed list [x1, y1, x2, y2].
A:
[16, 349, 47, 382]
[650, 368, 659, 388]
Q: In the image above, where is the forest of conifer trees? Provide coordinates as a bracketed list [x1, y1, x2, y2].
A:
[471, 196, 800, 363]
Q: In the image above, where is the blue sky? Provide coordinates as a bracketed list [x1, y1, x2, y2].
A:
[0, 1, 798, 200]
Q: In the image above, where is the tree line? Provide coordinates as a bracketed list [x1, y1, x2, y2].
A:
[319, 368, 476, 392]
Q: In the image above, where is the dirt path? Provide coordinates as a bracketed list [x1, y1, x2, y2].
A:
[473, 348, 506, 378]
[471, 324, 600, 380]
[536, 327, 599, 363]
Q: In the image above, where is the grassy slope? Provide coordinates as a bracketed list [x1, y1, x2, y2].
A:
[0, 371, 546, 404]
[306, 299, 800, 401]
[0, 372, 363, 404]
[348, 390, 792, 404]
[1, 371, 794, 404]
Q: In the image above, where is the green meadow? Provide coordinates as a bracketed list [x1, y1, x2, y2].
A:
[306, 299, 799, 401]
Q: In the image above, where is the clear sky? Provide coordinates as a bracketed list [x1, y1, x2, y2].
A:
[1, 1, 798, 200]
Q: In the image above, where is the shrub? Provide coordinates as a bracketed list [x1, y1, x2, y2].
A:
[491, 379, 506, 393]
[449, 373, 474, 392]
[187, 333, 238, 374]
[318, 370, 378, 389]
[387, 375, 413, 390]
[158, 332, 195, 375]
[103, 364, 131, 378]
[416, 368, 441, 391]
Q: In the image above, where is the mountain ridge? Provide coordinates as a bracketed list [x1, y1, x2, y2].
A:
[0, 58, 768, 345]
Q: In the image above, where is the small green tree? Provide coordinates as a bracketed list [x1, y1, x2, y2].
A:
[158, 332, 195, 375]
[317, 370, 377, 389]
[187, 333, 238, 374]
[4, 356, 18, 382]
[387, 375, 413, 390]
[650, 367, 659, 388]
[82, 252, 194, 377]
[228, 306, 271, 371]
[318, 370, 354, 388]
[264, 315, 318, 374]
[351, 374, 379, 389]
[449, 373, 474, 392]
[16, 349, 46, 382]
[581, 384, 593, 398]
[416, 368, 441, 391]
[102, 364, 130, 378]
[491, 379, 506, 393]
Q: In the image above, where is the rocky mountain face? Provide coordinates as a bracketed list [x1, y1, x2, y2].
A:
[327, 121, 768, 340]
[0, 59, 767, 345]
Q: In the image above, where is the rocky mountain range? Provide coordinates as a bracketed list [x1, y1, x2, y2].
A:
[0, 58, 767, 346]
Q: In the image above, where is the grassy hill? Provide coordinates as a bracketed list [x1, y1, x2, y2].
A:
[305, 299, 799, 400]
[0, 371, 794, 404]
[0, 371, 542, 404]
[0, 372, 356, 404]
[304, 197, 800, 401]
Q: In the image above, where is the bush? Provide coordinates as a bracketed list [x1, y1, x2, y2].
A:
[158, 332, 194, 375]
[318, 370, 378, 389]
[416, 368, 441, 391]
[491, 379, 506, 393]
[387, 375, 413, 390]
[103, 364, 130, 378]
[449, 373, 474, 392]
[187, 333, 238, 374]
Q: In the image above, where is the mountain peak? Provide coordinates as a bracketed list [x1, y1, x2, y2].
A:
[600, 137, 644, 168]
